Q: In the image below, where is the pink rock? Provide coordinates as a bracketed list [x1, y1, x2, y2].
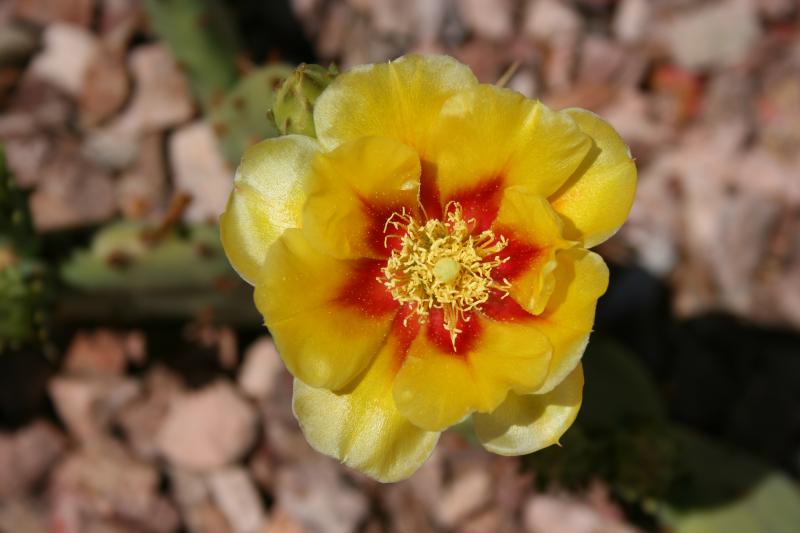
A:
[434, 468, 492, 528]
[79, 45, 130, 126]
[542, 34, 579, 91]
[118, 367, 184, 460]
[457, 0, 514, 41]
[663, 0, 761, 71]
[156, 381, 257, 471]
[3, 136, 49, 188]
[168, 467, 237, 533]
[64, 330, 128, 377]
[381, 446, 444, 533]
[0, 498, 48, 533]
[577, 36, 625, 85]
[49, 375, 140, 443]
[612, 0, 651, 44]
[29, 138, 117, 231]
[183, 502, 235, 533]
[523, 494, 639, 533]
[370, 0, 417, 36]
[0, 112, 37, 138]
[82, 43, 194, 172]
[208, 467, 266, 533]
[758, 0, 796, 19]
[51, 443, 180, 533]
[238, 337, 283, 401]
[116, 133, 167, 218]
[260, 508, 310, 533]
[7, 73, 74, 130]
[11, 0, 94, 27]
[453, 39, 508, 83]
[0, 421, 66, 499]
[459, 509, 509, 533]
[29, 172, 116, 230]
[120, 43, 194, 132]
[98, 0, 145, 51]
[30, 24, 97, 96]
[275, 457, 368, 533]
[523, 0, 583, 43]
[169, 121, 233, 222]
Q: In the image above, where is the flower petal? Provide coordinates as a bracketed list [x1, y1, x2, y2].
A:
[393, 313, 552, 432]
[292, 325, 439, 482]
[428, 85, 592, 207]
[303, 137, 421, 259]
[549, 109, 637, 248]
[491, 188, 573, 315]
[474, 364, 583, 455]
[313, 54, 478, 152]
[255, 229, 397, 390]
[532, 248, 608, 394]
[220, 135, 318, 284]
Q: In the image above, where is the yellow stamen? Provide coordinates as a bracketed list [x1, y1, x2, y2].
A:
[380, 203, 511, 349]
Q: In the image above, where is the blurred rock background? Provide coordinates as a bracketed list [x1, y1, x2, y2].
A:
[0, 0, 799, 532]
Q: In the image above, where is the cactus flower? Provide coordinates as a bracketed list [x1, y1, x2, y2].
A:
[220, 55, 636, 482]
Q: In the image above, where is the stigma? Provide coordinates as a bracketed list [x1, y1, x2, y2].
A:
[380, 203, 511, 349]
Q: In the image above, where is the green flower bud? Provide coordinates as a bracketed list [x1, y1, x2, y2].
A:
[272, 63, 337, 137]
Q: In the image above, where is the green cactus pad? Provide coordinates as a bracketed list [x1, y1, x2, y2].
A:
[209, 64, 294, 165]
[61, 221, 232, 291]
[143, 0, 240, 110]
[60, 221, 258, 324]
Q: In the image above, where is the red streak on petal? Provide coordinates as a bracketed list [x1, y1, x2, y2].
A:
[448, 176, 504, 233]
[360, 199, 411, 257]
[489, 228, 542, 282]
[389, 305, 421, 373]
[420, 160, 443, 221]
[480, 289, 534, 322]
[334, 259, 398, 317]
[425, 308, 481, 356]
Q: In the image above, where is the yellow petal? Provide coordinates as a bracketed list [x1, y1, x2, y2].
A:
[532, 248, 608, 394]
[492, 188, 573, 315]
[474, 364, 583, 455]
[255, 229, 397, 390]
[550, 109, 637, 248]
[303, 137, 420, 259]
[220, 135, 318, 284]
[292, 329, 439, 482]
[428, 85, 592, 203]
[393, 315, 552, 432]
[313, 54, 478, 152]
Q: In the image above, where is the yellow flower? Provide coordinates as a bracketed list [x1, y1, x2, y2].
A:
[220, 55, 636, 482]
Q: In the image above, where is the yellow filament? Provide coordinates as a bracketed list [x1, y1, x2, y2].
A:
[380, 203, 511, 349]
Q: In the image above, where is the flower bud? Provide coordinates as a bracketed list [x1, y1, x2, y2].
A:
[272, 63, 337, 137]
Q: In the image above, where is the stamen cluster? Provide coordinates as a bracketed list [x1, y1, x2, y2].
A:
[380, 203, 511, 348]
